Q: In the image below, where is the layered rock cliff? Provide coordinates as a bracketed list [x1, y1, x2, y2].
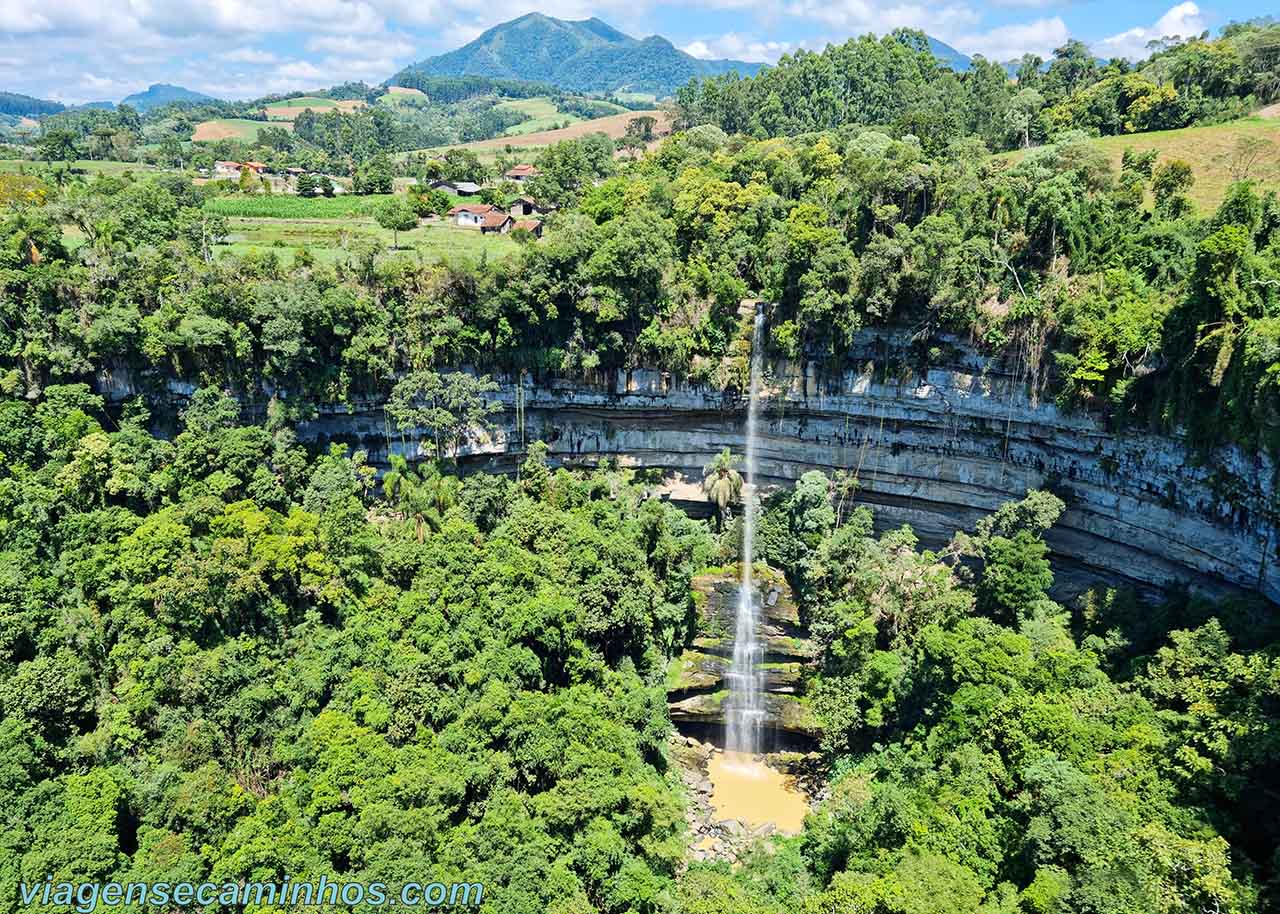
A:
[99, 330, 1278, 605]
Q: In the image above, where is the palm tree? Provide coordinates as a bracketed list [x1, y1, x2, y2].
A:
[382, 456, 459, 542]
[419, 471, 461, 529]
[702, 448, 743, 530]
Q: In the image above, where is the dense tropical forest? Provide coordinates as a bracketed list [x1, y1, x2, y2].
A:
[675, 22, 1280, 149]
[1, 15, 1280, 914]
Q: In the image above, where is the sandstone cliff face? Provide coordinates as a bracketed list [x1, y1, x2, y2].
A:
[99, 332, 1278, 605]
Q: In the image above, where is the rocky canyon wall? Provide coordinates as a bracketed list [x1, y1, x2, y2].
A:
[100, 330, 1278, 605]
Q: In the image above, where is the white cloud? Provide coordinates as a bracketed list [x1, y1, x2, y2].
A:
[81, 73, 120, 90]
[0, 4, 53, 32]
[781, 0, 981, 35]
[128, 0, 389, 38]
[682, 32, 795, 62]
[1095, 1, 1205, 61]
[275, 60, 329, 82]
[222, 47, 281, 64]
[307, 33, 415, 59]
[955, 15, 1069, 61]
[989, 0, 1061, 7]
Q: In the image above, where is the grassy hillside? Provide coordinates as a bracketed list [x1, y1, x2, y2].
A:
[612, 92, 657, 106]
[1002, 114, 1280, 211]
[0, 159, 170, 176]
[204, 194, 393, 219]
[495, 97, 581, 135]
[217, 214, 517, 264]
[377, 87, 427, 108]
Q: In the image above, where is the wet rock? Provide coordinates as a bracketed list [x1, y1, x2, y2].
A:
[668, 571, 821, 738]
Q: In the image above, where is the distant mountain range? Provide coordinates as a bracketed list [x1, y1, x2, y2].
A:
[3, 21, 1021, 118]
[390, 13, 764, 96]
[0, 91, 65, 117]
[120, 83, 217, 111]
[928, 37, 972, 72]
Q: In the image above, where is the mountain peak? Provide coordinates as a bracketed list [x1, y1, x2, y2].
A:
[576, 17, 631, 44]
[120, 83, 216, 111]
[391, 13, 762, 96]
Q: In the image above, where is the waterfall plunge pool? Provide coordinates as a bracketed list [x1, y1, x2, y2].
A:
[706, 749, 809, 835]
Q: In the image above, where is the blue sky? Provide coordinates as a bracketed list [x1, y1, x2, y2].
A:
[0, 0, 1271, 103]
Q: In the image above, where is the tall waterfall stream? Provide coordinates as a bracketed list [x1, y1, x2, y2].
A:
[726, 306, 765, 757]
[702, 304, 809, 838]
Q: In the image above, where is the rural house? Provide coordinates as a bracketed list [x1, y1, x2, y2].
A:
[504, 164, 539, 183]
[513, 219, 543, 238]
[448, 204, 513, 234]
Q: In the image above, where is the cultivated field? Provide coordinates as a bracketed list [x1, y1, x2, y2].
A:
[261, 96, 365, 120]
[416, 108, 670, 156]
[192, 118, 293, 142]
[1003, 113, 1280, 211]
[217, 214, 518, 264]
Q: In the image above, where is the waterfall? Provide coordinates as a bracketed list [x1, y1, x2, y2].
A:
[726, 305, 765, 758]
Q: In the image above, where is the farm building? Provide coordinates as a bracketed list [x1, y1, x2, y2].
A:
[481, 211, 514, 234]
[431, 179, 481, 196]
[504, 164, 539, 183]
[513, 219, 543, 237]
[509, 196, 551, 217]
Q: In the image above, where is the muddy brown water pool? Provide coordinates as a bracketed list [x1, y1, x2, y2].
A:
[706, 750, 808, 834]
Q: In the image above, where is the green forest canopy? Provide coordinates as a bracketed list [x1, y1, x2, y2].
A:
[0, 387, 1275, 912]
[0, 20, 1279, 912]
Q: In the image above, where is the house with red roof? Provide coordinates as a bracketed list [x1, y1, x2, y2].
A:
[504, 164, 540, 183]
[448, 204, 513, 233]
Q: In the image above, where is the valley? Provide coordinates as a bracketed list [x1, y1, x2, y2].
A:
[3, 12, 1280, 914]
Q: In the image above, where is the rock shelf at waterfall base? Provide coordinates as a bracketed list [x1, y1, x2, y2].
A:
[667, 569, 820, 745]
[667, 568, 823, 859]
